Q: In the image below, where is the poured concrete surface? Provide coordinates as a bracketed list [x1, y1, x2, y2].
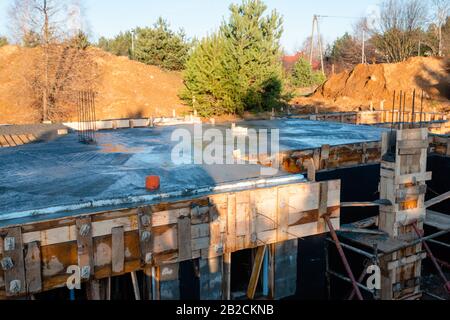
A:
[0, 119, 386, 224]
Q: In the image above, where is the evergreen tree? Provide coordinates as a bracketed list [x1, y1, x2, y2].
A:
[182, 0, 284, 116]
[134, 18, 191, 71]
[70, 31, 90, 50]
[291, 57, 326, 87]
[97, 31, 133, 57]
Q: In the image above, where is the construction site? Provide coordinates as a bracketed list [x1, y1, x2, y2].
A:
[0, 0, 449, 305]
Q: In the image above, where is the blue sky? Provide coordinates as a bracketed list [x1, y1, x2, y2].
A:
[0, 0, 379, 53]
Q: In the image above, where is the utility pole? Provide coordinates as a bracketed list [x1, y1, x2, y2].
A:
[309, 15, 316, 66]
[309, 15, 325, 75]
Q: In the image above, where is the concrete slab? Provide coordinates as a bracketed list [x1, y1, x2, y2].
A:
[0, 119, 387, 224]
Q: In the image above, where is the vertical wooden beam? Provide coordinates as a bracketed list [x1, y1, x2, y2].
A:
[268, 244, 275, 299]
[2, 227, 26, 297]
[130, 271, 141, 300]
[317, 182, 329, 234]
[76, 217, 94, 282]
[227, 194, 236, 253]
[321, 144, 330, 170]
[137, 207, 153, 266]
[24, 242, 42, 294]
[277, 187, 289, 242]
[178, 215, 192, 262]
[111, 227, 125, 274]
[222, 253, 231, 300]
[306, 158, 316, 182]
[247, 246, 267, 300]
[152, 266, 161, 300]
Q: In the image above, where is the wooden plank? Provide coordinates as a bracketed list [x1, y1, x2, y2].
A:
[111, 227, 125, 274]
[26, 134, 36, 142]
[317, 182, 328, 233]
[138, 207, 153, 265]
[425, 191, 450, 209]
[0, 135, 9, 147]
[306, 158, 316, 182]
[18, 135, 30, 144]
[3, 135, 16, 147]
[247, 246, 267, 299]
[177, 216, 192, 261]
[153, 225, 178, 254]
[321, 144, 330, 169]
[222, 253, 231, 300]
[226, 194, 236, 253]
[277, 187, 289, 242]
[10, 135, 23, 146]
[24, 242, 42, 294]
[397, 140, 429, 150]
[2, 227, 26, 296]
[76, 217, 94, 281]
[396, 185, 427, 202]
[396, 172, 432, 185]
[425, 210, 450, 230]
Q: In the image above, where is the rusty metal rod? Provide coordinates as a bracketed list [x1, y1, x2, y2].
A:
[323, 215, 364, 300]
[348, 260, 370, 300]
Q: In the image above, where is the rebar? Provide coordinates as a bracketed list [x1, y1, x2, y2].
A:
[77, 90, 97, 144]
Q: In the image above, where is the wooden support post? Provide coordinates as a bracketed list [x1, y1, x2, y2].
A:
[111, 227, 125, 274]
[76, 217, 94, 282]
[306, 158, 316, 182]
[24, 242, 42, 294]
[268, 244, 275, 299]
[247, 246, 267, 300]
[321, 144, 330, 170]
[131, 271, 141, 300]
[178, 215, 192, 262]
[143, 266, 153, 300]
[2, 227, 26, 297]
[138, 207, 153, 266]
[223, 253, 231, 300]
[317, 182, 329, 234]
[379, 128, 430, 300]
[153, 266, 161, 300]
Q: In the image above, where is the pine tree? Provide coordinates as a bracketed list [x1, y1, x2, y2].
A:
[134, 18, 191, 71]
[182, 0, 285, 116]
[291, 57, 325, 87]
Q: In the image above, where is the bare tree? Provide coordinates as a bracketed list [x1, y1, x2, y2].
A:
[431, 0, 450, 56]
[368, 0, 429, 62]
[9, 0, 95, 122]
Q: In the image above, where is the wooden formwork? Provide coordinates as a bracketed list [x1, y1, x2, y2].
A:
[0, 179, 340, 300]
[429, 135, 450, 156]
[378, 128, 431, 300]
[278, 141, 382, 174]
[0, 134, 38, 148]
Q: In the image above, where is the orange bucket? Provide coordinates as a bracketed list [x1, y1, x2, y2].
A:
[146, 176, 160, 191]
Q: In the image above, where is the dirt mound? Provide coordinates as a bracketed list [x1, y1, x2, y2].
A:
[295, 57, 450, 112]
[0, 45, 188, 124]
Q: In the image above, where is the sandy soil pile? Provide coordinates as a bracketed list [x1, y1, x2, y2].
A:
[0, 45, 188, 124]
[293, 57, 450, 112]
